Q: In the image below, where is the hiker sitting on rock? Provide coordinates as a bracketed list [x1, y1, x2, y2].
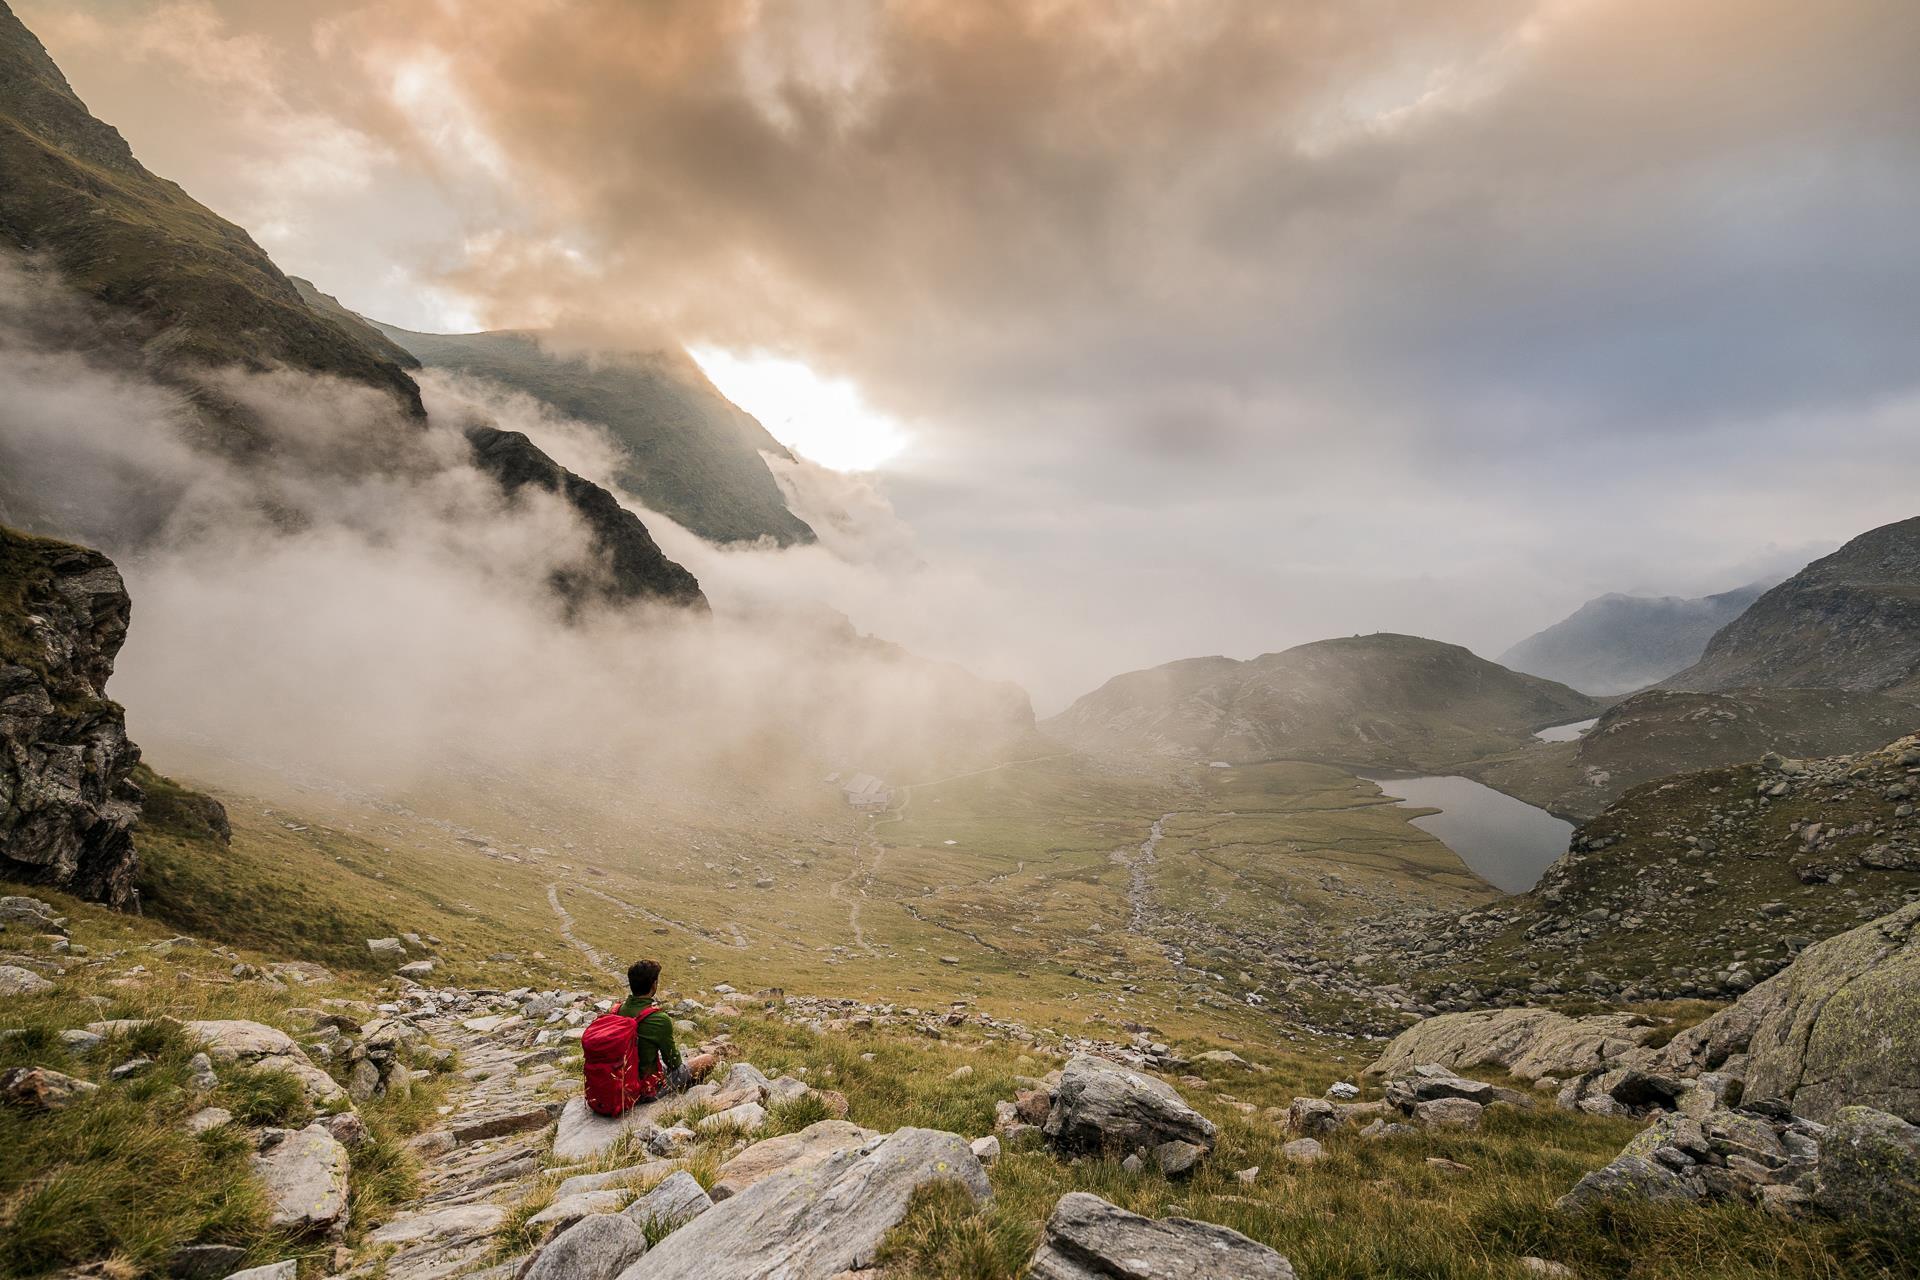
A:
[582, 958, 716, 1116]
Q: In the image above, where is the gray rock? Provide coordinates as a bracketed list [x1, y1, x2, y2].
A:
[970, 1135, 1001, 1167]
[1813, 1106, 1920, 1230]
[0, 896, 64, 933]
[697, 1101, 767, 1136]
[622, 1171, 712, 1232]
[396, 960, 436, 980]
[525, 1213, 649, 1280]
[0, 965, 54, 997]
[250, 1122, 350, 1232]
[1283, 1137, 1324, 1164]
[711, 1119, 876, 1200]
[1152, 1139, 1205, 1178]
[1414, 1097, 1483, 1130]
[1370, 1008, 1663, 1084]
[553, 1094, 674, 1162]
[368, 1202, 507, 1246]
[1043, 1055, 1216, 1156]
[1285, 1097, 1342, 1137]
[612, 1127, 988, 1279]
[555, 1162, 676, 1200]
[367, 938, 406, 959]
[60, 1028, 103, 1054]
[221, 1263, 296, 1280]
[1026, 1192, 1295, 1280]
[530, 1190, 631, 1231]
[187, 1052, 218, 1091]
[187, 1020, 345, 1107]
[186, 1106, 233, 1134]
[1554, 1154, 1700, 1212]
[1, 1065, 98, 1109]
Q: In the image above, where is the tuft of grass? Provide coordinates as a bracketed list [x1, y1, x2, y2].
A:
[219, 1068, 311, 1129]
[764, 1092, 832, 1136]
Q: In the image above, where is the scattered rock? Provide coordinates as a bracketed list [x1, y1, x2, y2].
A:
[612, 1128, 988, 1278]
[1, 1065, 98, 1109]
[970, 1135, 1001, 1167]
[530, 1190, 632, 1232]
[711, 1119, 876, 1200]
[1025, 1191, 1295, 1280]
[186, 1106, 233, 1134]
[1283, 1138, 1324, 1165]
[1152, 1139, 1205, 1178]
[1555, 1154, 1698, 1212]
[223, 1262, 296, 1280]
[525, 1213, 649, 1280]
[1043, 1055, 1216, 1157]
[1413, 1098, 1483, 1130]
[187, 1020, 346, 1107]
[622, 1170, 712, 1232]
[0, 965, 54, 996]
[367, 938, 406, 959]
[696, 1101, 767, 1136]
[368, 1203, 507, 1247]
[396, 960, 436, 980]
[165, 1244, 246, 1280]
[250, 1123, 350, 1232]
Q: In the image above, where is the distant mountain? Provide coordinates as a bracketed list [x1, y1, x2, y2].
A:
[1664, 516, 1920, 701]
[1499, 583, 1769, 695]
[1045, 633, 1601, 772]
[0, 4, 421, 434]
[366, 319, 815, 548]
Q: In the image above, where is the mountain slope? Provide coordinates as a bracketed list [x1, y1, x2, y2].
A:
[0, 3, 422, 431]
[1499, 584, 1768, 695]
[1046, 634, 1601, 771]
[369, 321, 814, 547]
[1463, 686, 1920, 821]
[465, 425, 708, 613]
[1664, 516, 1920, 701]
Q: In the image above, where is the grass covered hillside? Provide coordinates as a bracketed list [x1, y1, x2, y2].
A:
[1046, 634, 1601, 772]
[0, 5, 421, 430]
[1464, 686, 1919, 821]
[1423, 735, 1920, 1006]
[367, 320, 815, 547]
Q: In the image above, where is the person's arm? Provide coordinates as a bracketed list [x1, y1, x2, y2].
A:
[634, 1010, 681, 1072]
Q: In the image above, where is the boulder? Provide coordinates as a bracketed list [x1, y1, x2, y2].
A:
[0, 964, 54, 996]
[711, 1119, 877, 1200]
[223, 1263, 296, 1280]
[1370, 1007, 1663, 1084]
[1813, 1106, 1920, 1230]
[165, 1244, 245, 1279]
[367, 938, 406, 959]
[1152, 1140, 1205, 1178]
[555, 1161, 677, 1200]
[622, 1170, 712, 1232]
[611, 1127, 988, 1279]
[524, 1213, 649, 1280]
[1283, 1138, 1324, 1165]
[1554, 1154, 1700, 1212]
[1285, 1097, 1342, 1137]
[1025, 1192, 1295, 1280]
[1, 1065, 98, 1109]
[1727, 904, 1920, 1123]
[696, 1101, 767, 1136]
[970, 1135, 1001, 1167]
[187, 1020, 346, 1107]
[396, 960, 435, 980]
[553, 1094, 677, 1162]
[1043, 1055, 1216, 1156]
[1413, 1098, 1483, 1130]
[0, 896, 64, 932]
[250, 1123, 350, 1232]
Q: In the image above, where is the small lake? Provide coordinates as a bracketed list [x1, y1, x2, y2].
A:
[1535, 716, 1599, 742]
[1367, 774, 1573, 893]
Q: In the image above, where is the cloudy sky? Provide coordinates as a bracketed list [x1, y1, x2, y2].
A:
[26, 0, 1920, 708]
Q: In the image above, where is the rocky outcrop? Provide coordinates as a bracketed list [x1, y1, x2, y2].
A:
[186, 1019, 348, 1108]
[0, 527, 141, 907]
[464, 426, 706, 614]
[1368, 1007, 1664, 1084]
[524, 1212, 649, 1280]
[1813, 1106, 1920, 1230]
[1026, 1192, 1296, 1280]
[611, 1127, 990, 1279]
[1043, 1055, 1217, 1157]
[1675, 902, 1920, 1124]
[251, 1123, 351, 1232]
[1665, 515, 1920, 701]
[710, 1119, 877, 1201]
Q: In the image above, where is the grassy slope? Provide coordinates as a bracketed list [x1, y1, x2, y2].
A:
[0, 882, 449, 1279]
[0, 6, 421, 431]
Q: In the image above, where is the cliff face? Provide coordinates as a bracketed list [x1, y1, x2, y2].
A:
[0, 525, 142, 906]
[465, 426, 709, 613]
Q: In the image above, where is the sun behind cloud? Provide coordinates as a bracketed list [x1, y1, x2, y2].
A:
[690, 346, 907, 472]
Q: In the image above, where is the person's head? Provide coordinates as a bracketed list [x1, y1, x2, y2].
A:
[627, 959, 662, 999]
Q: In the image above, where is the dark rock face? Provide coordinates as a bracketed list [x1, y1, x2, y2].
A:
[1665, 515, 1920, 702]
[464, 426, 707, 614]
[0, 526, 142, 906]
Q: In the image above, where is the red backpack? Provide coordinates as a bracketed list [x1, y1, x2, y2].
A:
[581, 1006, 666, 1117]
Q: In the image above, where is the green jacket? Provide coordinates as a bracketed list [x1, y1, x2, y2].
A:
[617, 994, 681, 1073]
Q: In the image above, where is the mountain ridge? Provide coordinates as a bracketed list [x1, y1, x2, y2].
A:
[1500, 582, 1770, 695]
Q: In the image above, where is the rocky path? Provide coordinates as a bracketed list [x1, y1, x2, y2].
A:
[544, 884, 619, 976]
[356, 999, 576, 1280]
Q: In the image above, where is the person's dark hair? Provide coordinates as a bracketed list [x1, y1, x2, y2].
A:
[627, 959, 661, 998]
